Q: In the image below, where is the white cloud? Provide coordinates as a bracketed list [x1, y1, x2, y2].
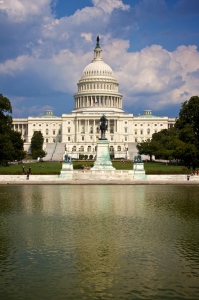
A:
[92, 0, 130, 13]
[81, 33, 93, 42]
[0, 0, 53, 21]
[1, 39, 198, 113]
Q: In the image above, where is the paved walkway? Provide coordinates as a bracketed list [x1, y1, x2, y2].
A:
[0, 174, 199, 185]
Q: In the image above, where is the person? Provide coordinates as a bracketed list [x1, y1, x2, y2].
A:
[28, 167, 31, 174]
[26, 170, 29, 180]
[187, 174, 190, 181]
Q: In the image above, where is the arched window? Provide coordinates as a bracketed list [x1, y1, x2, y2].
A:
[79, 146, 84, 152]
[117, 146, 121, 151]
[87, 146, 91, 152]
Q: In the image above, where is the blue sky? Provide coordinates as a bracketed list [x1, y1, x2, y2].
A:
[0, 0, 199, 118]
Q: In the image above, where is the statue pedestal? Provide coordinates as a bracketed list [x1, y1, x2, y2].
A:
[91, 140, 115, 170]
[59, 163, 73, 178]
[133, 163, 146, 179]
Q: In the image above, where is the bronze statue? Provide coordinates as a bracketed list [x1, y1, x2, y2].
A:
[64, 154, 72, 164]
[134, 155, 142, 163]
[99, 114, 108, 140]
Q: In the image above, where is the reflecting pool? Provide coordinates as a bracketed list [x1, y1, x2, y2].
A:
[0, 185, 199, 299]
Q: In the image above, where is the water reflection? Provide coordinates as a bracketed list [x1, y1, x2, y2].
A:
[0, 185, 199, 299]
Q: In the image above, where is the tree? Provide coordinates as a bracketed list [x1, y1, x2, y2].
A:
[175, 96, 199, 169]
[31, 131, 46, 159]
[0, 94, 26, 165]
[137, 140, 156, 161]
[0, 94, 12, 134]
[137, 128, 179, 161]
[137, 96, 199, 169]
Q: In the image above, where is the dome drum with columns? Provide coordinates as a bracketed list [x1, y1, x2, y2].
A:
[74, 37, 123, 113]
[12, 37, 176, 161]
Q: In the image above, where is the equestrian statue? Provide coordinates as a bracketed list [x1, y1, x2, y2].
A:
[99, 114, 108, 140]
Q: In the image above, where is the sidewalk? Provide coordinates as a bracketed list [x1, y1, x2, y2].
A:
[0, 174, 199, 185]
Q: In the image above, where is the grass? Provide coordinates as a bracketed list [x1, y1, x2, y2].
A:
[0, 161, 190, 175]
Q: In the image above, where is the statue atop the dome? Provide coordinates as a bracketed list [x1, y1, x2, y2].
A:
[96, 35, 100, 46]
[99, 114, 108, 140]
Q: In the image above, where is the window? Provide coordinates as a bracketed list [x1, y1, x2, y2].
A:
[46, 139, 48, 143]
[39, 124, 41, 126]
[125, 136, 127, 141]
[135, 138, 137, 142]
[53, 130, 55, 135]
[135, 124, 137, 126]
[124, 127, 128, 133]
[33, 124, 35, 127]
[140, 124, 143, 126]
[68, 122, 70, 124]
[147, 129, 150, 134]
[59, 130, 61, 135]
[117, 146, 121, 151]
[110, 146, 114, 152]
[140, 130, 143, 135]
[46, 129, 48, 135]
[111, 136, 113, 141]
[160, 124, 163, 126]
[46, 124, 48, 126]
[72, 146, 76, 152]
[79, 146, 84, 152]
[68, 137, 70, 141]
[125, 121, 127, 124]
[87, 146, 91, 152]
[90, 136, 93, 140]
[90, 126, 93, 133]
[81, 126, 85, 133]
[82, 136, 84, 141]
[53, 139, 56, 143]
[155, 124, 157, 126]
[68, 127, 70, 133]
[135, 130, 137, 135]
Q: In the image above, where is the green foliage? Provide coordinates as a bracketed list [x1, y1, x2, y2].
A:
[0, 94, 12, 134]
[0, 94, 25, 165]
[175, 96, 199, 169]
[32, 149, 46, 159]
[137, 96, 199, 170]
[10, 130, 26, 161]
[0, 161, 189, 175]
[31, 131, 45, 159]
[31, 131, 44, 152]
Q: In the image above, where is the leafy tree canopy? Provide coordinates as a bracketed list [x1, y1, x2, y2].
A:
[31, 131, 46, 159]
[137, 96, 199, 170]
[0, 94, 26, 165]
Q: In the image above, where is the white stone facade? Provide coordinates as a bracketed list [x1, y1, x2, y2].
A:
[12, 39, 175, 160]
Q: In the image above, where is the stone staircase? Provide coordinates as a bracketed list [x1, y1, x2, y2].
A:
[52, 143, 65, 161]
[43, 143, 56, 161]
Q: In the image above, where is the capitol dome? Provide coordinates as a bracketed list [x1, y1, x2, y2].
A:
[81, 60, 115, 79]
[73, 37, 123, 114]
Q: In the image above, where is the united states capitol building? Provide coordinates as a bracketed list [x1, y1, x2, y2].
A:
[13, 38, 175, 160]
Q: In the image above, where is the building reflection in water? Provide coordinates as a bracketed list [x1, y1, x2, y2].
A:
[17, 185, 147, 295]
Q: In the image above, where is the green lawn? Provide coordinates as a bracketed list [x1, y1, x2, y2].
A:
[0, 161, 189, 175]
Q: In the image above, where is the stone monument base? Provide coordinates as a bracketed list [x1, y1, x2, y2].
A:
[59, 163, 73, 179]
[133, 162, 146, 179]
[91, 140, 115, 170]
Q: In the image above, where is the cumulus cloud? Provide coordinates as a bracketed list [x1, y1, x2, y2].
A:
[92, 0, 130, 13]
[0, 0, 53, 21]
[0, 0, 198, 117]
